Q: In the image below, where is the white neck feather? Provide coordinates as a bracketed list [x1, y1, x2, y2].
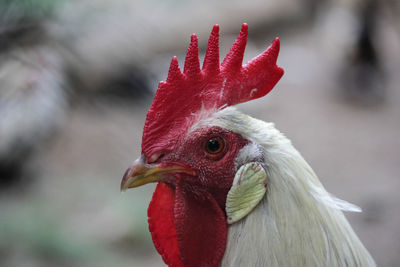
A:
[195, 107, 376, 267]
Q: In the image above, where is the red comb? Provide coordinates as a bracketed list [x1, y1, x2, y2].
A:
[142, 24, 284, 158]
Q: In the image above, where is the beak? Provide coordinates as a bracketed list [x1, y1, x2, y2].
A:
[120, 156, 194, 192]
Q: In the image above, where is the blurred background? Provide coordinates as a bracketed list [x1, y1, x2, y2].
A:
[0, 0, 399, 266]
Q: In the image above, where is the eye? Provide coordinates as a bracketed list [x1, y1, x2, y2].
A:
[205, 136, 225, 154]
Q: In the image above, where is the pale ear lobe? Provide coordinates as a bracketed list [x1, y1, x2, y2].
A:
[226, 162, 267, 224]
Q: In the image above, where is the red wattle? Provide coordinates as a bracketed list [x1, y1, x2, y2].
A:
[174, 180, 227, 267]
[148, 183, 184, 267]
[148, 181, 228, 267]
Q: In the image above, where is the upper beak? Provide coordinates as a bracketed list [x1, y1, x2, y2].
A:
[120, 156, 194, 192]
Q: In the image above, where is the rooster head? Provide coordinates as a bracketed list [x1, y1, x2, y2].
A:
[121, 24, 283, 267]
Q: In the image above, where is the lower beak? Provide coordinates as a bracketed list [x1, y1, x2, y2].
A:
[120, 156, 194, 192]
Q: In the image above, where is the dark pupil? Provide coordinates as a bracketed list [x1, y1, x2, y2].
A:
[207, 139, 221, 152]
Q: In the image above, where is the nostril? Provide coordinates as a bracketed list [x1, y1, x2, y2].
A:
[147, 152, 165, 164]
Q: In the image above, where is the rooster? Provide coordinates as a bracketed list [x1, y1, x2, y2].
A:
[121, 24, 376, 267]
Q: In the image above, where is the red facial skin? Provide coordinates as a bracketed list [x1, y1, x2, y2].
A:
[147, 126, 248, 267]
[162, 127, 248, 203]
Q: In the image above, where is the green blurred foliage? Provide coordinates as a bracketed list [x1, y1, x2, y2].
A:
[0, 206, 98, 265]
[0, 0, 65, 28]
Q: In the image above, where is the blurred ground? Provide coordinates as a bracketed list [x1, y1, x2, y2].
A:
[1, 0, 400, 267]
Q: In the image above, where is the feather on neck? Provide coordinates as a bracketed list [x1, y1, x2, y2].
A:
[199, 108, 376, 267]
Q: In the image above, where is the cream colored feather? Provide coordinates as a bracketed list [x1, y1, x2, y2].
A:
[191, 107, 376, 267]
